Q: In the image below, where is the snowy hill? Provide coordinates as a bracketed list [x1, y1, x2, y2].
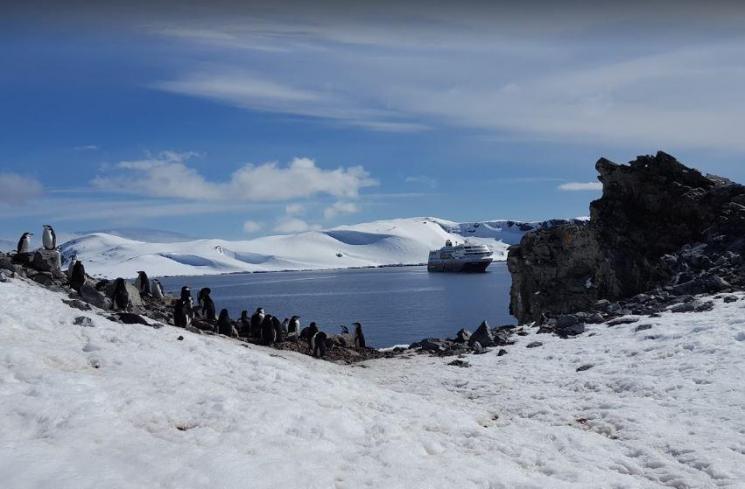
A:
[59, 217, 559, 278]
[2, 276, 745, 487]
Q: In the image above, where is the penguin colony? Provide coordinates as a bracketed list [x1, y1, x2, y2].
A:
[14, 226, 366, 359]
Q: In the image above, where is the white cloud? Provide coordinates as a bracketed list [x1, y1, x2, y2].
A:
[74, 145, 99, 151]
[405, 175, 438, 189]
[0, 173, 43, 205]
[273, 217, 320, 234]
[558, 182, 603, 191]
[92, 152, 378, 202]
[323, 201, 359, 219]
[285, 203, 305, 215]
[242, 220, 263, 233]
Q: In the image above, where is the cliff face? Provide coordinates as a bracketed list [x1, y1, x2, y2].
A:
[508, 151, 745, 324]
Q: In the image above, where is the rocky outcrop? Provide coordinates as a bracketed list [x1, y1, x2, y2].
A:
[509, 152, 745, 324]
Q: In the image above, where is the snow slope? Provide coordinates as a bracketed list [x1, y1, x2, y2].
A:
[59, 217, 550, 278]
[2, 277, 745, 488]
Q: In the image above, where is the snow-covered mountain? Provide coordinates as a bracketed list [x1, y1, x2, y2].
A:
[2, 274, 744, 488]
[60, 217, 567, 278]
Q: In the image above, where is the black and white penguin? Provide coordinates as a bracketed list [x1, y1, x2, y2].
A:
[151, 279, 164, 300]
[66, 254, 77, 277]
[42, 225, 56, 250]
[135, 271, 151, 297]
[16, 232, 32, 255]
[198, 288, 216, 321]
[70, 260, 86, 292]
[288, 315, 300, 338]
[112, 278, 130, 311]
[311, 331, 328, 358]
[250, 307, 265, 338]
[280, 317, 289, 338]
[174, 300, 188, 327]
[217, 309, 237, 337]
[353, 322, 366, 349]
[179, 286, 194, 325]
[272, 316, 285, 343]
[239, 310, 251, 337]
[261, 314, 277, 346]
[301, 322, 319, 348]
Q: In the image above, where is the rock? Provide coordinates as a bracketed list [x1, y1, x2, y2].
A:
[468, 321, 494, 348]
[0, 271, 7, 283]
[30, 271, 55, 286]
[694, 300, 715, 312]
[79, 283, 112, 310]
[635, 324, 653, 332]
[723, 295, 739, 303]
[73, 316, 94, 327]
[557, 314, 580, 328]
[471, 341, 484, 354]
[31, 249, 62, 273]
[493, 328, 514, 345]
[508, 151, 745, 323]
[454, 328, 471, 343]
[114, 312, 149, 325]
[177, 335, 184, 341]
[62, 299, 93, 311]
[331, 333, 356, 348]
[576, 364, 593, 372]
[497, 349, 508, 356]
[104, 280, 143, 307]
[556, 323, 585, 338]
[447, 359, 470, 368]
[671, 302, 695, 313]
[526, 341, 543, 348]
[607, 317, 640, 326]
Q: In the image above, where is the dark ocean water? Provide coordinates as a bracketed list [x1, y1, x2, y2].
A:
[158, 264, 514, 347]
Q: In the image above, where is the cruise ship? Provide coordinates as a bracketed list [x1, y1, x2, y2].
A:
[427, 240, 493, 272]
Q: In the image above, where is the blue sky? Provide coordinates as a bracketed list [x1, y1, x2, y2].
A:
[2, 2, 745, 241]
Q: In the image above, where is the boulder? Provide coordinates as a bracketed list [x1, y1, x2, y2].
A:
[526, 341, 543, 348]
[73, 316, 94, 327]
[113, 312, 150, 325]
[468, 321, 494, 348]
[62, 298, 92, 311]
[556, 323, 585, 338]
[454, 328, 471, 343]
[104, 280, 143, 307]
[31, 249, 62, 273]
[30, 272, 56, 287]
[79, 283, 112, 310]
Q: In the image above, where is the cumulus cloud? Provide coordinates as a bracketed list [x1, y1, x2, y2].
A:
[242, 220, 263, 233]
[323, 201, 359, 219]
[273, 217, 320, 234]
[285, 203, 305, 215]
[92, 152, 378, 202]
[558, 182, 603, 191]
[0, 173, 43, 205]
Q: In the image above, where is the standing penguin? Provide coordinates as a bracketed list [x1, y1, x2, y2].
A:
[180, 286, 194, 325]
[151, 279, 164, 301]
[301, 322, 319, 348]
[135, 271, 151, 297]
[261, 314, 277, 346]
[288, 315, 300, 338]
[70, 260, 86, 292]
[198, 288, 216, 321]
[353, 322, 366, 349]
[16, 232, 32, 255]
[311, 331, 328, 358]
[239, 310, 251, 337]
[217, 309, 238, 337]
[273, 316, 285, 343]
[250, 307, 265, 338]
[66, 254, 77, 277]
[42, 225, 57, 250]
[174, 299, 188, 327]
[112, 278, 130, 311]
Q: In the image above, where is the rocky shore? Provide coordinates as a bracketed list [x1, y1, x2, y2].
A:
[508, 151, 745, 332]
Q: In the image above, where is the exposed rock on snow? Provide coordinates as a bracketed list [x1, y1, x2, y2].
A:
[509, 151, 745, 323]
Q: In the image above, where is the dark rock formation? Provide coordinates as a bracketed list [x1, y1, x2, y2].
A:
[509, 152, 745, 323]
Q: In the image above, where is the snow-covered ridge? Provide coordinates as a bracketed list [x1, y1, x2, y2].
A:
[2, 274, 745, 487]
[60, 217, 561, 278]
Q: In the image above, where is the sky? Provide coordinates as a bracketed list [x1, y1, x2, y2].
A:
[2, 1, 745, 241]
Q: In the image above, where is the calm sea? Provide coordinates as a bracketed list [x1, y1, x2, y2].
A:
[158, 264, 514, 347]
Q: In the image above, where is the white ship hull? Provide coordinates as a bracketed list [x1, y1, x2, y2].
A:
[427, 240, 493, 273]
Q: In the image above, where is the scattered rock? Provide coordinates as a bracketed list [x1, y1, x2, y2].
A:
[635, 324, 653, 332]
[73, 316, 94, 327]
[468, 321, 494, 348]
[114, 312, 149, 325]
[79, 283, 111, 310]
[31, 249, 62, 273]
[0, 271, 7, 283]
[671, 302, 695, 313]
[556, 322, 585, 338]
[576, 364, 593, 372]
[723, 295, 739, 303]
[62, 299, 92, 311]
[526, 341, 543, 348]
[607, 317, 640, 326]
[177, 335, 184, 341]
[497, 349, 508, 356]
[454, 328, 471, 343]
[694, 300, 715, 312]
[30, 272, 55, 286]
[447, 359, 470, 368]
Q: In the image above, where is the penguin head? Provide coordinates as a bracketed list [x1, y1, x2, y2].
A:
[43, 225, 51, 230]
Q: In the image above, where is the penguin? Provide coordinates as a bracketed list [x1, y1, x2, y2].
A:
[151, 279, 164, 301]
[198, 288, 216, 321]
[112, 278, 130, 311]
[179, 287, 194, 326]
[301, 322, 319, 348]
[261, 314, 276, 346]
[70, 260, 86, 292]
[311, 331, 328, 358]
[280, 317, 290, 337]
[42, 225, 56, 250]
[135, 271, 151, 297]
[66, 254, 77, 277]
[180, 286, 192, 303]
[239, 310, 251, 337]
[174, 299, 188, 327]
[16, 232, 32, 255]
[273, 316, 285, 343]
[288, 315, 300, 338]
[217, 309, 238, 337]
[250, 307, 265, 338]
[353, 322, 366, 349]
[340, 325, 350, 335]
